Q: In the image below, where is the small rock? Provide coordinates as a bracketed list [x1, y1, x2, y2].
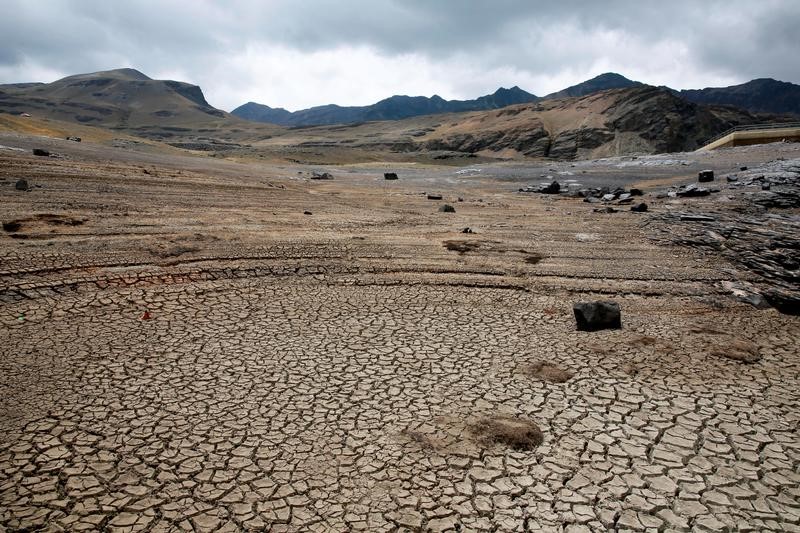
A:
[677, 184, 710, 197]
[461, 227, 474, 234]
[740, 166, 748, 171]
[679, 214, 716, 222]
[537, 181, 560, 194]
[66, 136, 81, 142]
[630, 202, 648, 212]
[310, 171, 333, 180]
[629, 188, 644, 196]
[698, 169, 715, 182]
[573, 301, 622, 331]
[303, 210, 312, 215]
[602, 193, 616, 202]
[383, 172, 398, 180]
[427, 194, 443, 200]
[457, 197, 464, 202]
[32, 148, 50, 157]
[439, 204, 456, 213]
[593, 207, 618, 213]
[15, 179, 28, 191]
[727, 175, 738, 182]
[762, 183, 771, 191]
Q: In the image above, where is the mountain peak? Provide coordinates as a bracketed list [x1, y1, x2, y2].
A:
[544, 73, 642, 99]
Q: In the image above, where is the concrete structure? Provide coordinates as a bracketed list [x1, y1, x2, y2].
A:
[698, 123, 800, 151]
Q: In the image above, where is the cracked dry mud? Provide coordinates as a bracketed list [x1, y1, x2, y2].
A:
[1, 139, 800, 532]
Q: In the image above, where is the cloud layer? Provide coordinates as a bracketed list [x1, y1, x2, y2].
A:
[1, 0, 797, 111]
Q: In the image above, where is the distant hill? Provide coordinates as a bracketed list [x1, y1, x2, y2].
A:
[0, 68, 234, 134]
[231, 86, 539, 127]
[544, 72, 643, 99]
[679, 78, 800, 116]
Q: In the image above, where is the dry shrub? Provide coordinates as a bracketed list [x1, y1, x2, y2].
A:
[522, 361, 574, 383]
[443, 240, 481, 254]
[401, 429, 444, 451]
[710, 338, 761, 363]
[469, 416, 543, 451]
[628, 335, 658, 347]
[690, 325, 728, 336]
[523, 253, 544, 265]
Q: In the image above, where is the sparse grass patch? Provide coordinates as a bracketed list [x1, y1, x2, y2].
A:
[469, 416, 543, 451]
[521, 361, 574, 383]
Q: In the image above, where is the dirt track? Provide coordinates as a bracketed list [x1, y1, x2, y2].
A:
[1, 136, 799, 531]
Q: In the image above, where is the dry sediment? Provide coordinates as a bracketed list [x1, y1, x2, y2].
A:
[1, 139, 799, 531]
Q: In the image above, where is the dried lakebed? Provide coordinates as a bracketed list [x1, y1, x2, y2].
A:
[1, 140, 799, 532]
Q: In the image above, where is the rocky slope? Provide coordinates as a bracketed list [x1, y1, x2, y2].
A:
[0, 69, 236, 132]
[266, 86, 761, 160]
[679, 78, 800, 116]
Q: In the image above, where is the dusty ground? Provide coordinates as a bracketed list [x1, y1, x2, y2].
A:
[1, 134, 799, 532]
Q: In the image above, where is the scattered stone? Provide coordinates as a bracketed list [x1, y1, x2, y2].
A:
[457, 197, 464, 202]
[630, 202, 648, 212]
[593, 207, 618, 213]
[678, 214, 716, 222]
[15, 179, 28, 191]
[383, 172, 398, 180]
[740, 166, 748, 171]
[469, 416, 544, 450]
[427, 194, 443, 200]
[573, 301, 622, 331]
[303, 211, 312, 215]
[676, 184, 711, 197]
[439, 204, 456, 213]
[461, 227, 474, 234]
[522, 361, 574, 383]
[727, 175, 738, 182]
[32, 148, 50, 157]
[310, 171, 333, 180]
[762, 183, 771, 191]
[3, 221, 22, 232]
[66, 136, 81, 142]
[629, 188, 644, 196]
[698, 169, 715, 182]
[538, 181, 560, 194]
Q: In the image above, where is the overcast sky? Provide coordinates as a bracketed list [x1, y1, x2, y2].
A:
[0, 0, 797, 111]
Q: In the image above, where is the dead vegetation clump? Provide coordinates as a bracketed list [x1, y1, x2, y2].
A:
[710, 338, 762, 363]
[469, 416, 544, 451]
[521, 361, 574, 383]
[523, 253, 544, 264]
[443, 240, 481, 254]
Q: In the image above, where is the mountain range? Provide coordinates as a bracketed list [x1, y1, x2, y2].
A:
[232, 73, 800, 127]
[0, 67, 797, 162]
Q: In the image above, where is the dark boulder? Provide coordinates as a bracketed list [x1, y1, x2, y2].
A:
[629, 188, 644, 196]
[537, 181, 560, 194]
[32, 148, 50, 157]
[763, 289, 800, 316]
[310, 171, 333, 180]
[427, 194, 443, 200]
[384, 172, 398, 180]
[15, 179, 28, 191]
[630, 202, 648, 212]
[573, 301, 622, 331]
[439, 204, 456, 213]
[66, 136, 82, 142]
[698, 170, 715, 182]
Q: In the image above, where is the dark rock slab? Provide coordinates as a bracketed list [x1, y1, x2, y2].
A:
[573, 301, 622, 331]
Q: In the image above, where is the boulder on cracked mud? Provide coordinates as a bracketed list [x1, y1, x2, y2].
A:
[630, 202, 648, 212]
[573, 301, 622, 331]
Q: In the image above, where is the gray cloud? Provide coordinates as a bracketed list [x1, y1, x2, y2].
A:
[0, 0, 797, 110]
